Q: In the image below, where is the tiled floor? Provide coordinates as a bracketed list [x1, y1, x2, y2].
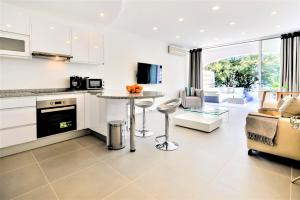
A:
[1, 104, 300, 200]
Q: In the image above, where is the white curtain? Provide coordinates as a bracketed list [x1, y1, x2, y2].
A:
[281, 32, 300, 92]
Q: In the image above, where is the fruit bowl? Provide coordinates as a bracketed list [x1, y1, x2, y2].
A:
[126, 84, 143, 93]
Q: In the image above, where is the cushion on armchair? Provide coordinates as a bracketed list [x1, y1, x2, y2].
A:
[185, 87, 195, 96]
[279, 97, 300, 118]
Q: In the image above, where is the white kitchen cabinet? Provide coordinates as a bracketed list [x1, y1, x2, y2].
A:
[89, 31, 104, 64]
[76, 94, 85, 130]
[0, 97, 37, 148]
[71, 29, 89, 63]
[31, 18, 71, 55]
[0, 96, 36, 109]
[84, 93, 101, 133]
[0, 3, 30, 35]
[0, 107, 36, 129]
[36, 93, 85, 130]
[0, 125, 36, 148]
[0, 31, 30, 57]
[84, 93, 127, 137]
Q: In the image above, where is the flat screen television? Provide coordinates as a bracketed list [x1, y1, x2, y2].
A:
[136, 62, 162, 84]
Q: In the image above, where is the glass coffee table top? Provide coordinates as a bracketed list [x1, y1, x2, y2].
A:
[184, 106, 229, 116]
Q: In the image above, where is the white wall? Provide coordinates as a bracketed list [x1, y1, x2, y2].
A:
[0, 28, 186, 101]
[0, 58, 103, 89]
[103, 29, 186, 101]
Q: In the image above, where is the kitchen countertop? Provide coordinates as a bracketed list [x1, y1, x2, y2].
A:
[0, 88, 104, 98]
[96, 90, 164, 99]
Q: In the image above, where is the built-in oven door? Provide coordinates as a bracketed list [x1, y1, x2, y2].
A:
[37, 105, 77, 138]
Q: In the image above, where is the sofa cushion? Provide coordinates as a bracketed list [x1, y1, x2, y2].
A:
[185, 87, 195, 96]
[279, 97, 300, 118]
[277, 96, 292, 109]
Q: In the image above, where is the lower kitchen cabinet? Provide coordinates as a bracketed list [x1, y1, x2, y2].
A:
[0, 96, 37, 148]
[0, 125, 36, 148]
[0, 107, 36, 129]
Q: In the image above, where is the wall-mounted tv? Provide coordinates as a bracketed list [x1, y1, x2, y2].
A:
[136, 62, 162, 84]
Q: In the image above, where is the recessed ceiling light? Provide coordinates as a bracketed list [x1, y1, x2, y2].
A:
[271, 11, 277, 16]
[49, 26, 55, 30]
[199, 29, 205, 33]
[152, 26, 158, 31]
[73, 36, 79, 40]
[212, 6, 220, 11]
[214, 37, 219, 41]
[229, 21, 236, 26]
[178, 18, 184, 22]
[65, 40, 70, 44]
[99, 12, 105, 17]
[175, 35, 181, 39]
[241, 31, 246, 35]
[276, 25, 281, 28]
[5, 24, 11, 28]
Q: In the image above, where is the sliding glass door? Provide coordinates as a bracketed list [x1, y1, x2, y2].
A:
[202, 38, 281, 90]
[261, 38, 281, 89]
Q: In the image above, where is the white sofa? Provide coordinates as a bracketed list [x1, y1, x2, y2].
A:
[204, 87, 247, 104]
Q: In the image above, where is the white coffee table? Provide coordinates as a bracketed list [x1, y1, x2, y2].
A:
[173, 112, 223, 132]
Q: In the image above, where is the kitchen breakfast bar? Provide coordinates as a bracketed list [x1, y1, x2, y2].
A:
[91, 90, 164, 152]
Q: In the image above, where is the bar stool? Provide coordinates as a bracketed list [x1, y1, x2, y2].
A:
[135, 98, 155, 137]
[155, 98, 181, 151]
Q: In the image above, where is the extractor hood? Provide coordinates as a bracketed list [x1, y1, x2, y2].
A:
[32, 51, 73, 61]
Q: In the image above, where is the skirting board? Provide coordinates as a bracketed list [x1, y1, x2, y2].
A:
[0, 129, 107, 158]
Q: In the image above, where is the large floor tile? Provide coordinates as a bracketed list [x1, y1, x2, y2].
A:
[230, 148, 291, 178]
[0, 164, 47, 200]
[132, 150, 218, 200]
[0, 151, 36, 175]
[103, 183, 156, 200]
[14, 185, 57, 200]
[74, 135, 102, 147]
[51, 162, 129, 200]
[104, 140, 164, 180]
[214, 160, 291, 199]
[291, 167, 300, 200]
[39, 149, 96, 182]
[32, 140, 82, 162]
[86, 141, 128, 161]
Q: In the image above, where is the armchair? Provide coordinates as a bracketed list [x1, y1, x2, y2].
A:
[179, 88, 204, 108]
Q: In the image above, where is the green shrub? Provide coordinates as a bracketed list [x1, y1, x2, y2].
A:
[206, 55, 259, 90]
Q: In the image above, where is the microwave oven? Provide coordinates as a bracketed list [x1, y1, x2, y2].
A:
[84, 78, 104, 90]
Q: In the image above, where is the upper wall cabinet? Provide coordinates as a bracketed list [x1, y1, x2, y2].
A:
[89, 31, 104, 65]
[71, 30, 104, 65]
[71, 29, 89, 63]
[31, 18, 71, 55]
[0, 3, 30, 35]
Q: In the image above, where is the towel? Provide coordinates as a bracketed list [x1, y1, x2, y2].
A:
[246, 112, 279, 146]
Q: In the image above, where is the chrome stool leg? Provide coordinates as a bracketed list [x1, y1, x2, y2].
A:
[135, 107, 153, 137]
[155, 113, 178, 151]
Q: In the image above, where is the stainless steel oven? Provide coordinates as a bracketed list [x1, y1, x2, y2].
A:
[37, 98, 77, 138]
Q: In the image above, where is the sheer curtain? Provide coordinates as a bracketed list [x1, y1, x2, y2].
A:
[189, 48, 203, 88]
[281, 31, 300, 91]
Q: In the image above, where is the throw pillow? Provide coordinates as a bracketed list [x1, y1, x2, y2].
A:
[277, 95, 292, 109]
[185, 87, 195, 96]
[279, 97, 300, 118]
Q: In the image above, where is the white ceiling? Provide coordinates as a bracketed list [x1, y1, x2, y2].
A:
[4, 0, 300, 48]
[4, 0, 123, 27]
